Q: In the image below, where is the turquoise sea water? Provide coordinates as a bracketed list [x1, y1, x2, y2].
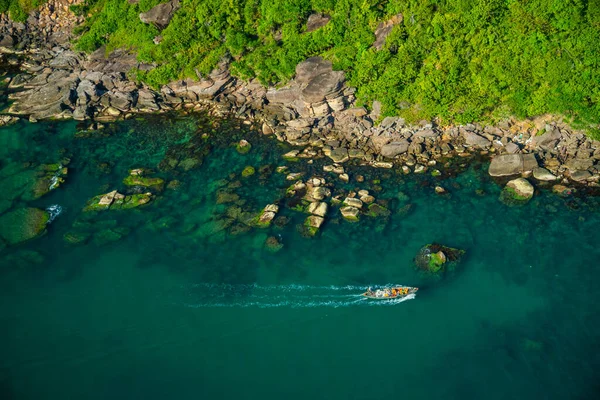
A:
[0, 115, 599, 399]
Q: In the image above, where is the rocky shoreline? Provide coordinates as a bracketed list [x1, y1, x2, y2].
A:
[1, 0, 600, 193]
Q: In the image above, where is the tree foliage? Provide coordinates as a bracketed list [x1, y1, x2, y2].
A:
[7, 0, 600, 128]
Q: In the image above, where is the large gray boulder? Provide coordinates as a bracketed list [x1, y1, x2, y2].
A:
[531, 128, 561, 152]
[381, 141, 409, 158]
[489, 154, 538, 177]
[464, 131, 491, 148]
[301, 70, 345, 103]
[295, 57, 333, 84]
[532, 167, 557, 181]
[139, 0, 180, 29]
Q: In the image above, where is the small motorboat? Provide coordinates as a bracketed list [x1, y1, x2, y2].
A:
[362, 286, 418, 299]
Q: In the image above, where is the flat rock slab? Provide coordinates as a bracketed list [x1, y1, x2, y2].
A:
[489, 154, 538, 177]
[464, 131, 491, 148]
[301, 70, 345, 103]
[381, 140, 409, 158]
[328, 147, 349, 163]
[295, 57, 333, 84]
[413, 129, 439, 138]
[532, 167, 557, 181]
[570, 170, 592, 182]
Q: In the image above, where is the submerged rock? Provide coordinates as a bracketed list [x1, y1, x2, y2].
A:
[123, 169, 165, 191]
[414, 244, 465, 279]
[0, 208, 49, 245]
[552, 184, 575, 197]
[265, 236, 284, 252]
[365, 203, 391, 218]
[241, 166, 256, 177]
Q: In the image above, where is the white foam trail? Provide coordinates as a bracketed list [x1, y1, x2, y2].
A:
[46, 204, 63, 223]
[179, 284, 417, 308]
[186, 283, 402, 291]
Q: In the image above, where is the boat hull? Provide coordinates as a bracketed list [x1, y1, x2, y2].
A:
[362, 286, 418, 299]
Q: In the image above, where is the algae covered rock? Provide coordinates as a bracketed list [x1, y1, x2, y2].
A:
[500, 178, 534, 205]
[123, 169, 165, 191]
[365, 203, 390, 218]
[340, 206, 360, 222]
[241, 166, 256, 177]
[236, 139, 252, 154]
[252, 204, 279, 228]
[303, 215, 324, 236]
[414, 243, 465, 279]
[0, 207, 49, 245]
[84, 190, 153, 211]
[28, 163, 69, 200]
[265, 236, 284, 252]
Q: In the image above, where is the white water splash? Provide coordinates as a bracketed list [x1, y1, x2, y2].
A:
[48, 164, 63, 190]
[46, 204, 63, 223]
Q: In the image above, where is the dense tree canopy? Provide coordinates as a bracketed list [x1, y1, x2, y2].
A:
[8, 1, 600, 130]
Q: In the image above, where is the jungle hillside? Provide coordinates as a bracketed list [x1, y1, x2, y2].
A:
[8, 0, 600, 129]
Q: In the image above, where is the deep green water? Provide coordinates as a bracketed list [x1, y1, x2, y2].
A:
[1, 115, 599, 399]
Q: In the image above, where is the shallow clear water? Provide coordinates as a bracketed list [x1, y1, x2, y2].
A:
[0, 115, 599, 399]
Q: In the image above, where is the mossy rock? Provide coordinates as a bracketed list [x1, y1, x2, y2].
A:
[84, 191, 153, 211]
[63, 231, 91, 245]
[216, 189, 240, 204]
[92, 229, 123, 246]
[414, 243, 465, 279]
[302, 216, 324, 237]
[251, 211, 274, 228]
[123, 175, 165, 191]
[0, 208, 49, 245]
[291, 200, 309, 212]
[115, 193, 153, 209]
[27, 164, 68, 200]
[83, 194, 113, 212]
[236, 140, 252, 154]
[499, 186, 529, 205]
[366, 203, 391, 218]
[241, 166, 256, 177]
[265, 236, 284, 251]
[500, 178, 534, 206]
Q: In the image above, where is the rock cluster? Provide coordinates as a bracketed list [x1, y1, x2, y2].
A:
[1, 5, 600, 189]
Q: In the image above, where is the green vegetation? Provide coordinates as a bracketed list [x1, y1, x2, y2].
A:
[427, 252, 446, 273]
[5, 0, 600, 129]
[0, 0, 46, 22]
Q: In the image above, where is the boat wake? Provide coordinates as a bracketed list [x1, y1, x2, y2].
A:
[178, 283, 417, 308]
